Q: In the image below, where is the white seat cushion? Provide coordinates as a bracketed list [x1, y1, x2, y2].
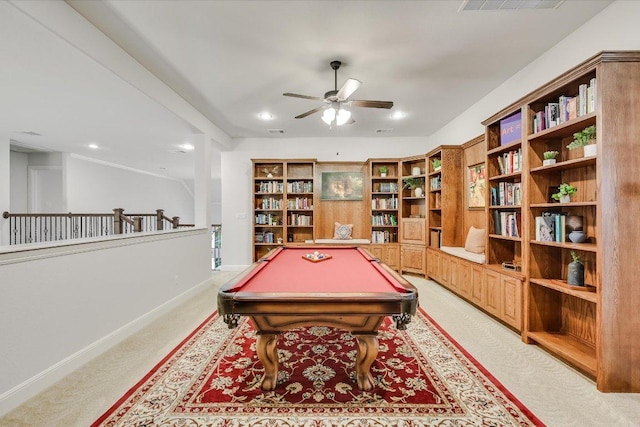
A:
[440, 246, 485, 264]
[315, 238, 371, 245]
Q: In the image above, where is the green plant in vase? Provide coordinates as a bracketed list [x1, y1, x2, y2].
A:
[567, 125, 596, 157]
[379, 166, 388, 177]
[552, 183, 577, 203]
[431, 158, 442, 171]
[543, 150, 559, 166]
[403, 177, 425, 197]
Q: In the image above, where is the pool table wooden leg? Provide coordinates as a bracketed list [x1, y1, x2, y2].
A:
[256, 333, 279, 390]
[354, 334, 379, 391]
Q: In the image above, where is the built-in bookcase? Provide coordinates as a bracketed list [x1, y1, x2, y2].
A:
[485, 108, 525, 273]
[369, 159, 400, 269]
[483, 51, 640, 392]
[427, 146, 463, 249]
[399, 155, 426, 274]
[252, 159, 316, 261]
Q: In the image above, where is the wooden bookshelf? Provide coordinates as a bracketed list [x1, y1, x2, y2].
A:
[483, 51, 640, 392]
[369, 159, 400, 270]
[399, 155, 426, 274]
[252, 159, 316, 261]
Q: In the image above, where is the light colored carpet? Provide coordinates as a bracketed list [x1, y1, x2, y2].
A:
[2, 271, 639, 426]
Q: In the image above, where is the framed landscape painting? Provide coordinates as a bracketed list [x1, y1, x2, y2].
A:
[467, 163, 486, 209]
[321, 172, 364, 200]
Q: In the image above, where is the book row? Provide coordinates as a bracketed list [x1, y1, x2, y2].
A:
[371, 230, 397, 244]
[255, 213, 281, 226]
[256, 181, 284, 194]
[286, 197, 312, 210]
[287, 181, 313, 193]
[371, 196, 398, 210]
[288, 213, 312, 226]
[371, 213, 397, 226]
[496, 149, 522, 175]
[375, 182, 399, 193]
[490, 182, 522, 207]
[534, 212, 584, 243]
[532, 78, 596, 133]
[257, 197, 282, 210]
[492, 211, 521, 238]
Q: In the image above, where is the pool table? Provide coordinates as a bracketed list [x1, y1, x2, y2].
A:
[217, 246, 418, 391]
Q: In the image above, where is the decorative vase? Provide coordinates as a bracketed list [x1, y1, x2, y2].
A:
[567, 261, 585, 286]
[414, 187, 423, 197]
[267, 173, 273, 178]
[543, 159, 556, 166]
[560, 195, 571, 203]
[434, 165, 441, 171]
[381, 172, 387, 177]
[568, 231, 588, 243]
[412, 166, 421, 176]
[584, 144, 597, 157]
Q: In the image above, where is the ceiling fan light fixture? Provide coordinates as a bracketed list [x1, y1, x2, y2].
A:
[322, 107, 336, 125]
[336, 108, 351, 126]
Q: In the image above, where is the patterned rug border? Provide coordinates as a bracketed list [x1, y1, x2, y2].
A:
[92, 307, 544, 426]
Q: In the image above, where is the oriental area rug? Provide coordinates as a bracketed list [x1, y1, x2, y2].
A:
[92, 309, 544, 427]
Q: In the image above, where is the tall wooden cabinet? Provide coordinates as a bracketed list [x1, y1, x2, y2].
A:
[252, 159, 315, 261]
[369, 159, 400, 269]
[483, 51, 640, 392]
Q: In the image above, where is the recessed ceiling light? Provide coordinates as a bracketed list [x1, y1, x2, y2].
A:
[390, 111, 406, 120]
[258, 112, 274, 121]
[88, 143, 99, 149]
[180, 143, 194, 151]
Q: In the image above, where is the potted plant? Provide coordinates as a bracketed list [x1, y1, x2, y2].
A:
[379, 166, 388, 177]
[431, 158, 442, 172]
[567, 250, 585, 286]
[403, 177, 425, 197]
[552, 183, 577, 203]
[567, 125, 596, 157]
[543, 150, 559, 166]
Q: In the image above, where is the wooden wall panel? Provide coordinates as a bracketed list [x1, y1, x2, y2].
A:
[314, 162, 369, 239]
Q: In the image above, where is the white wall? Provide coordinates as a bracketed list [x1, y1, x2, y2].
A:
[425, 0, 640, 147]
[9, 151, 28, 212]
[66, 155, 195, 223]
[221, 136, 431, 269]
[0, 229, 212, 415]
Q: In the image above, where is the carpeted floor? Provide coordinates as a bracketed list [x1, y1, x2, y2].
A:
[2, 272, 639, 426]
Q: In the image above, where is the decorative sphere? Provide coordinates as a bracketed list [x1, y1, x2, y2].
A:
[568, 231, 588, 243]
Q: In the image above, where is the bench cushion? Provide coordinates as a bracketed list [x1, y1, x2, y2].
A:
[315, 238, 371, 245]
[441, 246, 486, 264]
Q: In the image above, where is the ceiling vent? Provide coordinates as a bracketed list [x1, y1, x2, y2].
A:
[21, 131, 42, 136]
[268, 129, 285, 134]
[376, 128, 394, 134]
[459, 0, 565, 11]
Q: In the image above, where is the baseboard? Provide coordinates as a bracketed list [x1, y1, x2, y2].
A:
[0, 276, 214, 417]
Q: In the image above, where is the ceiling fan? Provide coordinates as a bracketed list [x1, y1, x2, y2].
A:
[283, 60, 394, 126]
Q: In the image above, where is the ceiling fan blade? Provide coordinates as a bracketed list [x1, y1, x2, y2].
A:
[283, 92, 324, 101]
[295, 106, 324, 119]
[349, 100, 394, 109]
[336, 78, 361, 100]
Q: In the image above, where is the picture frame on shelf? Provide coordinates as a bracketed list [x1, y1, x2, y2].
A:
[467, 163, 486, 209]
[320, 172, 364, 201]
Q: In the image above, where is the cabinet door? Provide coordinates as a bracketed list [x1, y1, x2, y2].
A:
[401, 245, 426, 274]
[470, 264, 485, 306]
[440, 253, 451, 287]
[448, 256, 459, 292]
[501, 275, 522, 330]
[426, 249, 439, 279]
[458, 260, 472, 299]
[369, 245, 385, 261]
[401, 218, 426, 244]
[385, 244, 399, 270]
[484, 269, 502, 316]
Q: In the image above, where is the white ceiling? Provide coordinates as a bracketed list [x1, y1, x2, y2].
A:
[2, 0, 612, 181]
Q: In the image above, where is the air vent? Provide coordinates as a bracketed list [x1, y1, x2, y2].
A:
[268, 129, 285, 134]
[459, 0, 565, 11]
[21, 131, 42, 136]
[376, 128, 394, 133]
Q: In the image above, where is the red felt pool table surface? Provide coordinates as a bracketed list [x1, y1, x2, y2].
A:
[227, 246, 408, 294]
